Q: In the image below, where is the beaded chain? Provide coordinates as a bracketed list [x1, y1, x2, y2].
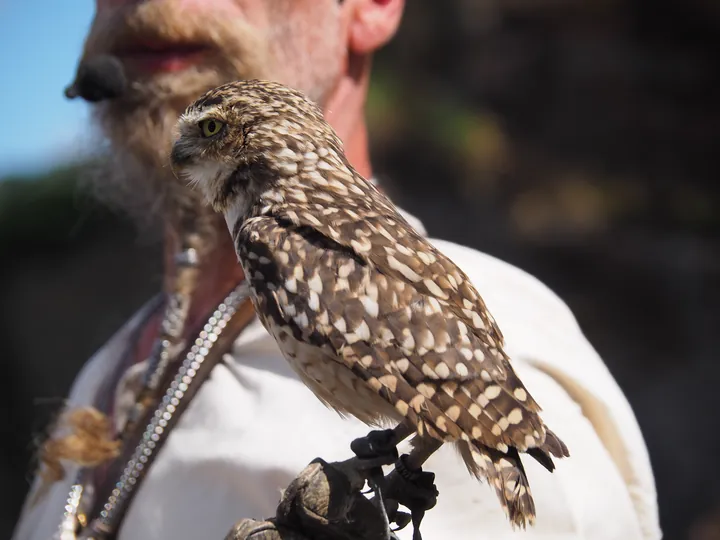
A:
[124, 247, 200, 435]
[55, 282, 248, 540]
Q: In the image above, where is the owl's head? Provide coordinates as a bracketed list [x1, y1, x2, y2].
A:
[171, 79, 343, 214]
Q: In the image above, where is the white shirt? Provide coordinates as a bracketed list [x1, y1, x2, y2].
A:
[13, 212, 661, 540]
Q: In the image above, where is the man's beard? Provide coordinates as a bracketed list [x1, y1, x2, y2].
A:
[80, 1, 342, 247]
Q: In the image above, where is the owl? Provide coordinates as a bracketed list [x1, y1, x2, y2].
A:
[170, 79, 569, 529]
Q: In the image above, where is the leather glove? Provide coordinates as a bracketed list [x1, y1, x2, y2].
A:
[224, 458, 411, 540]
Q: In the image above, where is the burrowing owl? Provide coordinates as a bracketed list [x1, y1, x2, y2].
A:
[170, 79, 569, 528]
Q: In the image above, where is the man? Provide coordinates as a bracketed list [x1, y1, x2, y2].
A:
[13, 1, 661, 539]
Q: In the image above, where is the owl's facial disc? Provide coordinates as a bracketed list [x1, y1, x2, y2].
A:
[171, 109, 238, 210]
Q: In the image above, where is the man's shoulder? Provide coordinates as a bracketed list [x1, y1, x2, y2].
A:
[427, 237, 580, 334]
[427, 235, 621, 410]
[428, 236, 661, 540]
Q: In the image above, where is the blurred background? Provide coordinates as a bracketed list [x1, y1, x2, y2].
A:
[1, 1, 718, 539]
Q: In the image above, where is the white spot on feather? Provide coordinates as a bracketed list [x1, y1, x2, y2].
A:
[308, 291, 320, 311]
[434, 362, 450, 378]
[360, 296, 379, 318]
[333, 318, 347, 333]
[308, 273, 323, 293]
[354, 321, 371, 341]
[508, 408, 523, 425]
[338, 261, 354, 278]
[275, 147, 299, 160]
[293, 312, 309, 329]
[424, 279, 448, 299]
[387, 255, 422, 282]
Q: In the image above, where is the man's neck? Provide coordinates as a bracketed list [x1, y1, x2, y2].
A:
[322, 61, 372, 178]
[163, 58, 375, 336]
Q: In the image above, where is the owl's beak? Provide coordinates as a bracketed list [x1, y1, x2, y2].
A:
[170, 140, 193, 167]
[170, 139, 194, 179]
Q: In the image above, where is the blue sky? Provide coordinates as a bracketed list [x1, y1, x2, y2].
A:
[0, 2, 95, 177]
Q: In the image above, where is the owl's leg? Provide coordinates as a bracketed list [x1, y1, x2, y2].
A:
[382, 437, 442, 540]
[348, 424, 415, 540]
[350, 423, 414, 465]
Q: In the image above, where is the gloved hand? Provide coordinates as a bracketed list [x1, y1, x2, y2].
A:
[224, 458, 413, 540]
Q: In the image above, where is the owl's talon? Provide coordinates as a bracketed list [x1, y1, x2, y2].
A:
[351, 428, 400, 464]
[349, 429, 404, 540]
[391, 511, 412, 532]
[382, 454, 439, 540]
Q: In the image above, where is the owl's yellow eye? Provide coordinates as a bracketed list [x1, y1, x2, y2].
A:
[199, 119, 224, 138]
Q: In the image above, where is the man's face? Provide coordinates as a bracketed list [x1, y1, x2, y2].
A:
[82, 0, 345, 224]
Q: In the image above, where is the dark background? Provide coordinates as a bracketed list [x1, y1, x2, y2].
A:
[1, 1, 719, 538]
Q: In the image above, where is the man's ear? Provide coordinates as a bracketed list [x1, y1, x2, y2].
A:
[346, 0, 405, 54]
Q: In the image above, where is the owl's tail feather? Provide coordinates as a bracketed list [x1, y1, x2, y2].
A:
[527, 428, 570, 472]
[457, 441, 536, 528]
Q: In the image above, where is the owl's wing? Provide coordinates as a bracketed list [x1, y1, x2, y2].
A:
[268, 182, 528, 393]
[270, 171, 504, 336]
[237, 215, 567, 458]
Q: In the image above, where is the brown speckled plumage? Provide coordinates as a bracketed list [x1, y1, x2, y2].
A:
[171, 79, 569, 528]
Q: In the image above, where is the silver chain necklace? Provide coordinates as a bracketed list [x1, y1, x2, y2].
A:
[55, 282, 248, 540]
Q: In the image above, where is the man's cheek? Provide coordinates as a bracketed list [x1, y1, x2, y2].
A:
[179, 0, 279, 29]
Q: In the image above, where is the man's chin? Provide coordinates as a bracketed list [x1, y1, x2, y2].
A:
[84, 138, 221, 246]
[87, 84, 204, 234]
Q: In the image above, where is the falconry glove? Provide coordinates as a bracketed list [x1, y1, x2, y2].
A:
[224, 458, 420, 540]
